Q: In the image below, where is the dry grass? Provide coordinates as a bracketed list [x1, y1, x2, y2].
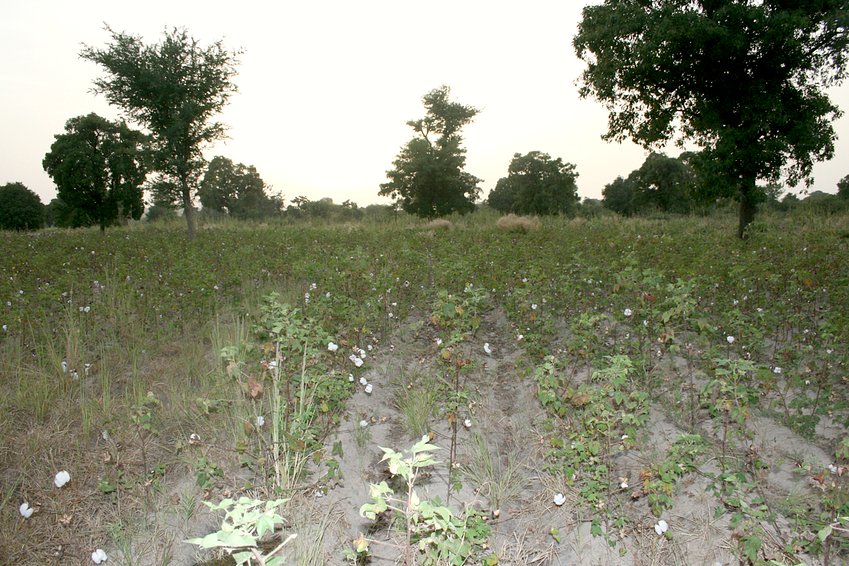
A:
[422, 218, 453, 230]
[496, 214, 541, 233]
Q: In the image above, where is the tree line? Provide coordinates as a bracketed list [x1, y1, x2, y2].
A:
[1, 2, 848, 237]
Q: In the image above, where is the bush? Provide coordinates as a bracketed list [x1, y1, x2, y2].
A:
[0, 182, 43, 231]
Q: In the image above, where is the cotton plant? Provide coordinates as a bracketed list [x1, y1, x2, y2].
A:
[186, 497, 295, 566]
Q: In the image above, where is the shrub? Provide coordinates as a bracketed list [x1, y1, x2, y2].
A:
[0, 182, 43, 231]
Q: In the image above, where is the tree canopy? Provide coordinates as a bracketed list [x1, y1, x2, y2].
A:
[487, 151, 579, 215]
[198, 156, 282, 219]
[839, 174, 849, 200]
[379, 86, 481, 218]
[43, 113, 148, 230]
[0, 182, 43, 231]
[574, 1, 849, 237]
[81, 26, 241, 238]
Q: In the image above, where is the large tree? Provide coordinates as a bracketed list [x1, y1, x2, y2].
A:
[43, 113, 148, 230]
[198, 156, 282, 219]
[379, 86, 481, 218]
[488, 151, 579, 215]
[0, 182, 43, 231]
[81, 26, 240, 238]
[574, 1, 849, 238]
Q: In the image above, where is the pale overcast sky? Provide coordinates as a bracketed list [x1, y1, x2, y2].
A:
[2, 0, 848, 207]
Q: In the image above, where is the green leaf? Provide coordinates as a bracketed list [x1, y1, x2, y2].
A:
[219, 530, 257, 548]
[818, 524, 833, 543]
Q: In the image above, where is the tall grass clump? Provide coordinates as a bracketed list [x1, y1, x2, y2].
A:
[496, 213, 541, 233]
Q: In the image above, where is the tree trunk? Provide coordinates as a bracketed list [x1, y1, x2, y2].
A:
[181, 180, 196, 240]
[737, 176, 757, 239]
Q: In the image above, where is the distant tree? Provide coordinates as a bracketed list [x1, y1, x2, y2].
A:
[43, 113, 148, 231]
[574, 1, 849, 238]
[81, 26, 241, 238]
[781, 193, 801, 209]
[761, 181, 785, 209]
[486, 178, 517, 214]
[198, 156, 281, 219]
[838, 175, 849, 200]
[45, 196, 92, 228]
[602, 176, 636, 216]
[801, 190, 846, 213]
[576, 197, 609, 218]
[488, 151, 579, 215]
[0, 182, 43, 231]
[379, 86, 481, 217]
[628, 152, 696, 214]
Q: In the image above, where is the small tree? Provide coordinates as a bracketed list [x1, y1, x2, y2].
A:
[488, 151, 579, 215]
[838, 175, 849, 200]
[198, 156, 281, 220]
[628, 152, 696, 214]
[602, 176, 637, 216]
[43, 113, 148, 230]
[81, 26, 241, 238]
[380, 86, 481, 218]
[574, 1, 849, 238]
[0, 182, 43, 231]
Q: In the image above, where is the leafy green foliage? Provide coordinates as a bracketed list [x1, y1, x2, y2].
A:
[574, 1, 849, 237]
[488, 151, 579, 215]
[0, 182, 43, 230]
[186, 496, 293, 566]
[603, 152, 696, 215]
[43, 113, 148, 230]
[537, 355, 649, 511]
[81, 26, 241, 238]
[642, 434, 707, 516]
[359, 437, 492, 565]
[380, 86, 481, 218]
[198, 156, 282, 219]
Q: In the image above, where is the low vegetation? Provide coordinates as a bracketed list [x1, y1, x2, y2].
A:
[1, 209, 848, 565]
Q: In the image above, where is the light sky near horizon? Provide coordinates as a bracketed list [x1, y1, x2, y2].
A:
[2, 1, 848, 208]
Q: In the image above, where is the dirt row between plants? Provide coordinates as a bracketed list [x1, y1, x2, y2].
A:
[175, 307, 838, 565]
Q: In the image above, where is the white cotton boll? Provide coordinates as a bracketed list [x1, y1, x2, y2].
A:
[327, 342, 338, 352]
[553, 493, 566, 506]
[91, 548, 108, 563]
[54, 470, 71, 488]
[463, 417, 472, 429]
[348, 374, 355, 382]
[624, 308, 633, 317]
[483, 342, 492, 355]
[654, 519, 669, 535]
[19, 502, 34, 518]
[256, 416, 265, 428]
[364, 383, 373, 395]
[359, 420, 369, 428]
[359, 376, 368, 386]
[726, 335, 735, 344]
